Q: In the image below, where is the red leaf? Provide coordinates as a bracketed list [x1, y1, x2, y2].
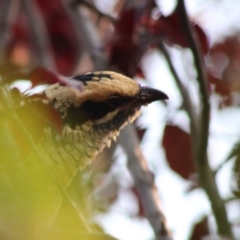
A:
[30, 67, 63, 87]
[108, 2, 155, 77]
[115, 8, 136, 36]
[107, 0, 159, 77]
[162, 125, 195, 180]
[108, 40, 138, 77]
[189, 216, 209, 240]
[148, 9, 209, 53]
[108, 8, 138, 76]
[30, 67, 84, 92]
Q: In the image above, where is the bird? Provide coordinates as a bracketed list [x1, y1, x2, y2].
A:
[0, 69, 168, 239]
[38, 70, 168, 189]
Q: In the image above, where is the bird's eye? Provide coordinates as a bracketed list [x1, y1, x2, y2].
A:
[107, 96, 122, 108]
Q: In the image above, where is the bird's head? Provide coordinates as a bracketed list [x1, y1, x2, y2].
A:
[40, 71, 168, 180]
[44, 71, 168, 134]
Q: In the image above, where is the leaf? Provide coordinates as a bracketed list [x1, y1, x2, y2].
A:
[148, 8, 209, 53]
[3, 86, 62, 156]
[108, 2, 155, 76]
[114, 8, 136, 36]
[162, 124, 195, 180]
[30, 67, 63, 86]
[30, 67, 84, 91]
[14, 99, 63, 141]
[189, 216, 209, 240]
[108, 8, 138, 76]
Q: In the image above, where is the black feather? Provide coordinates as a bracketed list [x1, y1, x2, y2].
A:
[72, 73, 112, 85]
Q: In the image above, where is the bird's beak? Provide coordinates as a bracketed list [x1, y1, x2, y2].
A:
[138, 86, 168, 105]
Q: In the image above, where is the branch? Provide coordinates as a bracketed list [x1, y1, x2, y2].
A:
[177, 0, 233, 238]
[119, 125, 172, 240]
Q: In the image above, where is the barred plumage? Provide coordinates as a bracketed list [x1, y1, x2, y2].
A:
[40, 71, 168, 188]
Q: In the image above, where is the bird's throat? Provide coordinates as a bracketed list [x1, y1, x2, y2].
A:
[40, 123, 119, 188]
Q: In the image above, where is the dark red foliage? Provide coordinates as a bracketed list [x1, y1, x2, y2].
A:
[115, 8, 136, 36]
[107, 0, 209, 79]
[189, 216, 209, 240]
[30, 67, 84, 92]
[107, 8, 139, 77]
[148, 9, 209, 53]
[162, 125, 195, 180]
[108, 1, 156, 77]
[30, 67, 63, 86]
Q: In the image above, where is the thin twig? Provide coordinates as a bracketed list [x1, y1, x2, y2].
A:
[177, 0, 233, 238]
[71, 0, 116, 23]
[159, 42, 198, 139]
[214, 141, 240, 175]
[223, 196, 240, 204]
